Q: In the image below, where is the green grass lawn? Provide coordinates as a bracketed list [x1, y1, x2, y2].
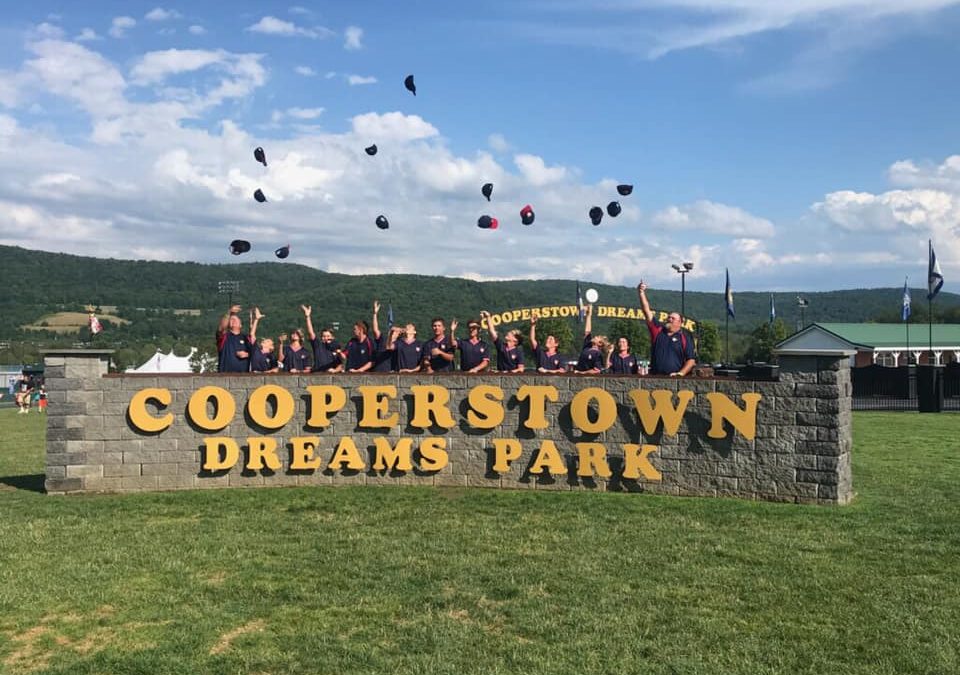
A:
[0, 409, 958, 674]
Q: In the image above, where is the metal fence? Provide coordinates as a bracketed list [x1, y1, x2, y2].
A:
[851, 364, 960, 411]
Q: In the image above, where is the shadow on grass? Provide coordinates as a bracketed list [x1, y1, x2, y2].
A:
[0, 473, 45, 493]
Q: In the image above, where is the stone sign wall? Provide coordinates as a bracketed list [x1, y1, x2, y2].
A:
[42, 350, 853, 505]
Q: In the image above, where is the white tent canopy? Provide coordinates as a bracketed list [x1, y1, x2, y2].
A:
[127, 348, 197, 374]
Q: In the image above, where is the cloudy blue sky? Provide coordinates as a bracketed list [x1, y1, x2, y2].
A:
[1, 1, 959, 292]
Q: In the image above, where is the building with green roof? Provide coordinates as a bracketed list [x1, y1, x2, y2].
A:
[775, 323, 960, 367]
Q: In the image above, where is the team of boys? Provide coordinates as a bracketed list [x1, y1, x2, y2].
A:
[216, 282, 696, 377]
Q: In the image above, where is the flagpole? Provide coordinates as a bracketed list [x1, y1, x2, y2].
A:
[725, 313, 729, 365]
[929, 296, 933, 363]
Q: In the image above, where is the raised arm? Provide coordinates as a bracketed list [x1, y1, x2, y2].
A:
[249, 306, 264, 343]
[277, 333, 287, 365]
[637, 281, 654, 323]
[302, 305, 316, 341]
[219, 304, 241, 333]
[529, 314, 539, 351]
[585, 303, 593, 336]
[386, 325, 403, 351]
[372, 299, 381, 340]
[481, 310, 497, 343]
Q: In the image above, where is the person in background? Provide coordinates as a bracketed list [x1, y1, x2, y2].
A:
[638, 281, 696, 377]
[303, 305, 343, 373]
[278, 328, 311, 373]
[15, 375, 33, 414]
[529, 315, 566, 373]
[452, 318, 490, 373]
[423, 318, 457, 373]
[216, 304, 251, 372]
[370, 300, 395, 372]
[481, 310, 524, 373]
[37, 384, 48, 413]
[387, 322, 424, 373]
[607, 337, 639, 374]
[574, 304, 608, 374]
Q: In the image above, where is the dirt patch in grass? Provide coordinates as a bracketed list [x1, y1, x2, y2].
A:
[210, 619, 265, 655]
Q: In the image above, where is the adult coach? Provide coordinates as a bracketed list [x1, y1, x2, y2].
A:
[637, 281, 696, 377]
[216, 304, 252, 372]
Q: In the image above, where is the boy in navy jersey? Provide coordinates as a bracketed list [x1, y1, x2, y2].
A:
[388, 323, 424, 372]
[529, 315, 566, 373]
[216, 303, 251, 372]
[370, 300, 395, 372]
[481, 310, 524, 373]
[278, 329, 311, 372]
[303, 305, 343, 372]
[452, 319, 490, 373]
[423, 318, 456, 373]
[248, 307, 280, 373]
[607, 337, 639, 374]
[342, 320, 375, 373]
[574, 304, 608, 374]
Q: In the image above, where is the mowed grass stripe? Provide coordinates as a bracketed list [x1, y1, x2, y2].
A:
[0, 408, 958, 674]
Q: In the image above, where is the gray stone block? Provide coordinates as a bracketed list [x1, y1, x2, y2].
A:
[104, 464, 141, 478]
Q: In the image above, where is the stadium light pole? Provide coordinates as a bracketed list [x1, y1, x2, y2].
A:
[797, 296, 809, 331]
[217, 280, 240, 307]
[671, 262, 694, 318]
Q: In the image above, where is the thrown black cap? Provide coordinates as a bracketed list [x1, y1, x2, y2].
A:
[607, 201, 622, 217]
[617, 184, 633, 196]
[477, 215, 499, 230]
[589, 206, 603, 226]
[229, 239, 251, 255]
[365, 144, 378, 156]
[404, 74, 416, 96]
[520, 204, 535, 226]
[274, 245, 290, 259]
[254, 188, 267, 203]
[481, 183, 493, 201]
[254, 146, 267, 167]
[376, 215, 389, 230]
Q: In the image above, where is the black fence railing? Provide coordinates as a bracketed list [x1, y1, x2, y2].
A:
[851, 364, 960, 411]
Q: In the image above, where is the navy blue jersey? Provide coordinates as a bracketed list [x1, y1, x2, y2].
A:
[456, 338, 490, 371]
[371, 333, 395, 372]
[250, 348, 279, 372]
[344, 336, 375, 371]
[283, 344, 311, 372]
[494, 337, 524, 372]
[610, 352, 639, 374]
[395, 339, 424, 371]
[534, 346, 565, 372]
[575, 334, 603, 372]
[647, 320, 696, 375]
[217, 331, 251, 372]
[423, 336, 455, 372]
[310, 337, 341, 372]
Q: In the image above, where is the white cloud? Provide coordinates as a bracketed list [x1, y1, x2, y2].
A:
[246, 16, 331, 38]
[109, 16, 136, 39]
[346, 74, 377, 86]
[32, 23, 65, 39]
[272, 107, 325, 123]
[488, 133, 511, 153]
[344, 26, 364, 50]
[295, 65, 316, 76]
[131, 49, 228, 84]
[351, 111, 439, 141]
[812, 189, 956, 233]
[145, 8, 182, 21]
[514, 154, 569, 186]
[76, 28, 100, 42]
[651, 200, 776, 237]
[289, 5, 312, 15]
[188, 25, 207, 36]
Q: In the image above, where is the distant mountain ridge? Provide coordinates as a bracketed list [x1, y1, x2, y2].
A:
[2, 244, 958, 337]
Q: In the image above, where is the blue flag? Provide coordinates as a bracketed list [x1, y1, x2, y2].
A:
[724, 268, 735, 319]
[769, 294, 776, 324]
[576, 281, 585, 322]
[387, 303, 394, 329]
[901, 278, 911, 322]
[928, 239, 944, 301]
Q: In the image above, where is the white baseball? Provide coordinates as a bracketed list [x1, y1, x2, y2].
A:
[585, 288, 599, 303]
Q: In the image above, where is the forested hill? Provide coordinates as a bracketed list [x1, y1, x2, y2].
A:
[3, 244, 958, 326]
[3, 244, 960, 368]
